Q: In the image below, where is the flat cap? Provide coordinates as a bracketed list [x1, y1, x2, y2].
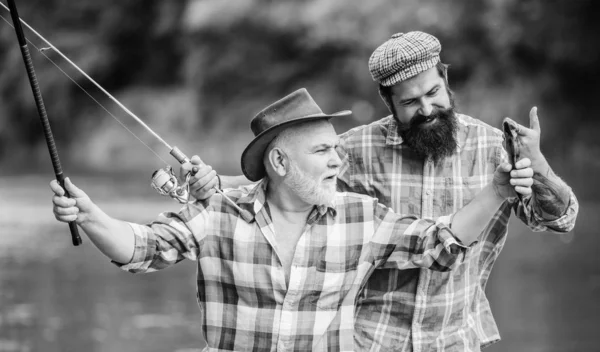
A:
[369, 31, 441, 87]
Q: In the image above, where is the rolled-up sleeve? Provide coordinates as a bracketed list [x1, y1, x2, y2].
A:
[371, 204, 471, 272]
[514, 190, 579, 233]
[499, 147, 579, 233]
[114, 207, 204, 273]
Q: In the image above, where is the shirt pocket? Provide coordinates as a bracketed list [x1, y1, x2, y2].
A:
[309, 251, 361, 310]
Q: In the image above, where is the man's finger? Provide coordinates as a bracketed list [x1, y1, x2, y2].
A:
[190, 165, 213, 180]
[181, 161, 194, 175]
[53, 195, 76, 208]
[50, 179, 65, 196]
[190, 155, 204, 166]
[64, 177, 87, 198]
[56, 214, 78, 223]
[191, 170, 218, 191]
[514, 122, 532, 137]
[515, 157, 531, 169]
[514, 185, 532, 196]
[529, 106, 541, 133]
[181, 156, 205, 178]
[496, 162, 512, 173]
[510, 167, 534, 178]
[54, 204, 79, 216]
[510, 177, 533, 187]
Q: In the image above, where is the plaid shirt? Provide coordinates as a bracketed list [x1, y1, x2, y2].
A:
[338, 114, 579, 352]
[117, 180, 471, 352]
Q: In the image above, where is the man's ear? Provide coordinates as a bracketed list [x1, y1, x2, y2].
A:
[378, 85, 394, 113]
[267, 147, 288, 177]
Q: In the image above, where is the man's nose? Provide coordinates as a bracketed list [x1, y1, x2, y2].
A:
[328, 149, 342, 168]
[418, 99, 433, 116]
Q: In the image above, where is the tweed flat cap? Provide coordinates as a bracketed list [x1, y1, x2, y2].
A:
[369, 31, 441, 87]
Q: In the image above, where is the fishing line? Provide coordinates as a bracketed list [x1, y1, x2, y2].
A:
[0, 5, 171, 166]
[1, 3, 255, 221]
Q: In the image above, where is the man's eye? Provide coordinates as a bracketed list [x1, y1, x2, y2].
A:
[427, 89, 439, 96]
[317, 146, 334, 153]
[336, 145, 347, 158]
[401, 100, 414, 106]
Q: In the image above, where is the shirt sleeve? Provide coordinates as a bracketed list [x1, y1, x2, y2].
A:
[499, 147, 579, 233]
[369, 201, 471, 272]
[114, 203, 208, 273]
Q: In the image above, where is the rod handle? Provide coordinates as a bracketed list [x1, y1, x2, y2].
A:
[170, 146, 190, 164]
[56, 173, 83, 246]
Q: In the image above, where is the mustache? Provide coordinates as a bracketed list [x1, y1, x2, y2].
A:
[398, 107, 455, 131]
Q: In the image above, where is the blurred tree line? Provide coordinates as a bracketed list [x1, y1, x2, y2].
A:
[0, 0, 598, 197]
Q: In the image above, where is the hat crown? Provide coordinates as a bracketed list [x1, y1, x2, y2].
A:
[369, 31, 441, 87]
[251, 88, 324, 137]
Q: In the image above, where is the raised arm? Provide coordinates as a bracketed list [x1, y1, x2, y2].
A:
[51, 178, 135, 263]
[373, 157, 534, 271]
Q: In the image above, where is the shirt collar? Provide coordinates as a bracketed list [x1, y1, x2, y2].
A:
[384, 115, 404, 146]
[236, 179, 337, 223]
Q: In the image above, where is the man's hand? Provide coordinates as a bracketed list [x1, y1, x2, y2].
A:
[511, 107, 550, 176]
[453, 157, 533, 246]
[51, 177, 136, 263]
[493, 158, 534, 199]
[507, 107, 572, 217]
[50, 177, 94, 225]
[180, 155, 219, 200]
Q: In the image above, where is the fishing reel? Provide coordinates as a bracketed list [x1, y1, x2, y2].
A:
[150, 147, 254, 222]
[151, 166, 191, 204]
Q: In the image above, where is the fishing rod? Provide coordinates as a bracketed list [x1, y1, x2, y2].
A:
[1, 1, 253, 223]
[6, 0, 82, 246]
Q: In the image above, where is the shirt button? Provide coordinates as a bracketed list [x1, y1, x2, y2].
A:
[426, 189, 432, 195]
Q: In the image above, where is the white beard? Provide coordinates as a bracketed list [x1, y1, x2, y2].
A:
[284, 160, 336, 206]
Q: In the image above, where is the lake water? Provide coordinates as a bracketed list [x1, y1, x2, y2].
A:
[1, 175, 598, 352]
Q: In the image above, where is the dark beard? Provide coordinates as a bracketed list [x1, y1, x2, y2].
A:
[397, 107, 458, 163]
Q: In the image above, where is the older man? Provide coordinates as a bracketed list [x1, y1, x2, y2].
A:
[187, 33, 579, 351]
[52, 88, 533, 351]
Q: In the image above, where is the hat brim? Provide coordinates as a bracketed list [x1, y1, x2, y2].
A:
[241, 110, 352, 181]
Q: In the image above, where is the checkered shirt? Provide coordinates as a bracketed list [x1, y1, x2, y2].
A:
[369, 31, 441, 87]
[338, 114, 579, 352]
[117, 179, 472, 352]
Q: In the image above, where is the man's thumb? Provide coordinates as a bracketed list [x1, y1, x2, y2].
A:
[64, 177, 86, 198]
[529, 106, 541, 133]
[497, 162, 512, 174]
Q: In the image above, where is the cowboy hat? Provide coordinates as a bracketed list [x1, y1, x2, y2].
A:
[241, 88, 351, 181]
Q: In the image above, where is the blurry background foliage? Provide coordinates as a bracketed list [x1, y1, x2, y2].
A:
[0, 0, 599, 198]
